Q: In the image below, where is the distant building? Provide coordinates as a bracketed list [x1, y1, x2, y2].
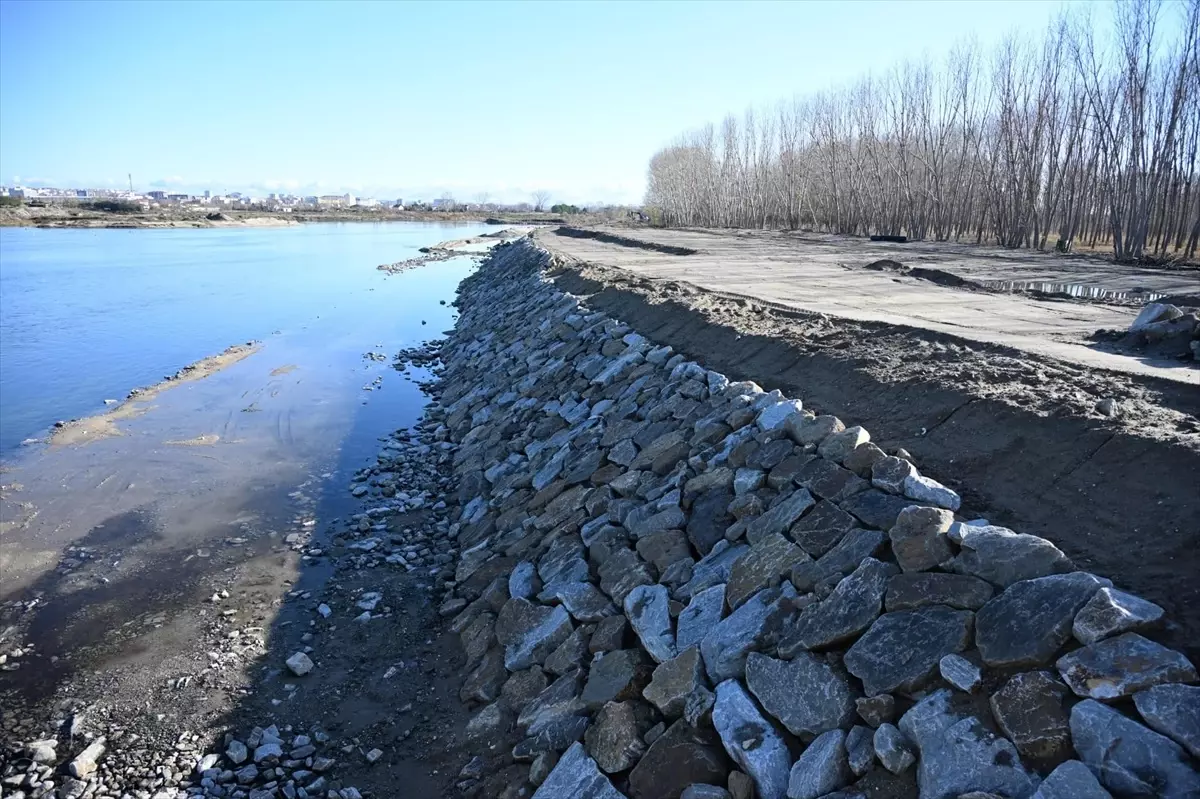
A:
[355, 198, 380, 208]
[148, 190, 167, 200]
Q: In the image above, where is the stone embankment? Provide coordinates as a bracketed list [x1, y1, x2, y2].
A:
[432, 239, 1198, 797]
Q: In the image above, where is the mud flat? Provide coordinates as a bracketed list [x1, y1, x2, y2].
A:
[47, 342, 262, 446]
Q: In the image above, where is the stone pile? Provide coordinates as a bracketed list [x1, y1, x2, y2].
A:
[1125, 301, 1200, 360]
[431, 239, 1199, 798]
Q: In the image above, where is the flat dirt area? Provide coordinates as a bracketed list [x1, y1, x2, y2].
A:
[539, 225, 1200, 662]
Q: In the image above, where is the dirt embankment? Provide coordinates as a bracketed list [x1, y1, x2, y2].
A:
[545, 258, 1200, 662]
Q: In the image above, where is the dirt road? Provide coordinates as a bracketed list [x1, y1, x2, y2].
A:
[545, 226, 1198, 384]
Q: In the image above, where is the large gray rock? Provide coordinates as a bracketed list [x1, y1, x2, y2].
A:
[679, 542, 747, 600]
[599, 547, 655, 606]
[744, 652, 857, 740]
[584, 700, 649, 774]
[789, 500, 856, 557]
[643, 647, 706, 718]
[947, 525, 1072, 587]
[844, 606, 973, 696]
[510, 561, 539, 599]
[1070, 699, 1200, 798]
[582, 649, 653, 710]
[678, 584, 726, 653]
[786, 729, 851, 799]
[688, 489, 735, 555]
[1133, 683, 1200, 758]
[899, 689, 1040, 799]
[779, 558, 895, 656]
[846, 724, 874, 777]
[726, 533, 810, 609]
[681, 786, 732, 799]
[496, 598, 575, 671]
[1030, 761, 1112, 799]
[939, 653, 982, 693]
[818, 426, 869, 463]
[839, 489, 915, 530]
[976, 572, 1110, 668]
[873, 723, 916, 775]
[520, 671, 587, 738]
[548, 582, 618, 623]
[870, 456, 916, 493]
[989, 671, 1072, 765]
[713, 680, 791, 799]
[884, 572, 994, 612]
[1072, 587, 1165, 645]
[627, 719, 728, 799]
[545, 628, 591, 675]
[888, 506, 954, 573]
[624, 583, 676, 664]
[532, 742, 625, 799]
[1056, 632, 1197, 700]
[787, 414, 844, 446]
[802, 527, 887, 585]
[701, 586, 794, 682]
[746, 489, 815, 544]
[757, 399, 804, 431]
[901, 472, 960, 511]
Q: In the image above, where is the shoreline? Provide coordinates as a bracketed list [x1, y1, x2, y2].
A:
[45, 342, 261, 447]
[0, 207, 571, 230]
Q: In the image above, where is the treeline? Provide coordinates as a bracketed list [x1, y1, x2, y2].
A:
[645, 0, 1200, 261]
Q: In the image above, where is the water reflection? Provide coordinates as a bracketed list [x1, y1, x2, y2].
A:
[980, 279, 1165, 303]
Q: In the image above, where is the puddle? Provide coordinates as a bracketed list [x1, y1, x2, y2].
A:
[980, 279, 1166, 303]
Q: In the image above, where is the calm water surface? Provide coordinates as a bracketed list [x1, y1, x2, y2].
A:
[0, 221, 496, 453]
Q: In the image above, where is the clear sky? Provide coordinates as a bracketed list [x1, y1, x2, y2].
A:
[0, 0, 1101, 205]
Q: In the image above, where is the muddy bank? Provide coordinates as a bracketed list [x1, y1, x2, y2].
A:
[47, 342, 261, 446]
[377, 230, 533, 274]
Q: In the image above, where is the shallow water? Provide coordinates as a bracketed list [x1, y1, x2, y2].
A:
[0, 222, 489, 665]
[0, 222, 495, 453]
[978, 278, 1166, 303]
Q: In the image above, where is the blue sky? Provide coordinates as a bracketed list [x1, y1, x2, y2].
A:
[1, 0, 1099, 205]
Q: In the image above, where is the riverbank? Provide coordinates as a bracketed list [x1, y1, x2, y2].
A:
[0, 204, 580, 230]
[4, 235, 1196, 798]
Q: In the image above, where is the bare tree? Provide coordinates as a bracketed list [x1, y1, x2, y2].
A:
[474, 191, 491, 210]
[645, 0, 1200, 261]
[532, 191, 551, 212]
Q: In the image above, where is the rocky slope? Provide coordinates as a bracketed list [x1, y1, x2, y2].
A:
[431, 239, 1198, 798]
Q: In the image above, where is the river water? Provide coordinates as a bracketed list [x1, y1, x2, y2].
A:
[0, 222, 496, 453]
[0, 221, 495, 701]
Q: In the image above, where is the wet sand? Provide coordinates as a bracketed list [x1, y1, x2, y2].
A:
[48, 342, 262, 446]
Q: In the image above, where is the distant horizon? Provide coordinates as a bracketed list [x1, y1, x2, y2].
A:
[2, 178, 608, 207]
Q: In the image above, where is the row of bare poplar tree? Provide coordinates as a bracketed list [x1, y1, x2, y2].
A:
[645, 0, 1200, 261]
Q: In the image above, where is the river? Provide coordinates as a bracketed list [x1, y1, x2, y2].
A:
[0, 220, 496, 706]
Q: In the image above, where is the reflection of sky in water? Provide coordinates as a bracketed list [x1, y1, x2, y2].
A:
[980, 279, 1166, 303]
[0, 222, 499, 452]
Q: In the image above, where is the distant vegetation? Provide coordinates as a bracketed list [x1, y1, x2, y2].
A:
[86, 199, 142, 214]
[0, 196, 22, 207]
[647, 1, 1200, 262]
[551, 203, 582, 214]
